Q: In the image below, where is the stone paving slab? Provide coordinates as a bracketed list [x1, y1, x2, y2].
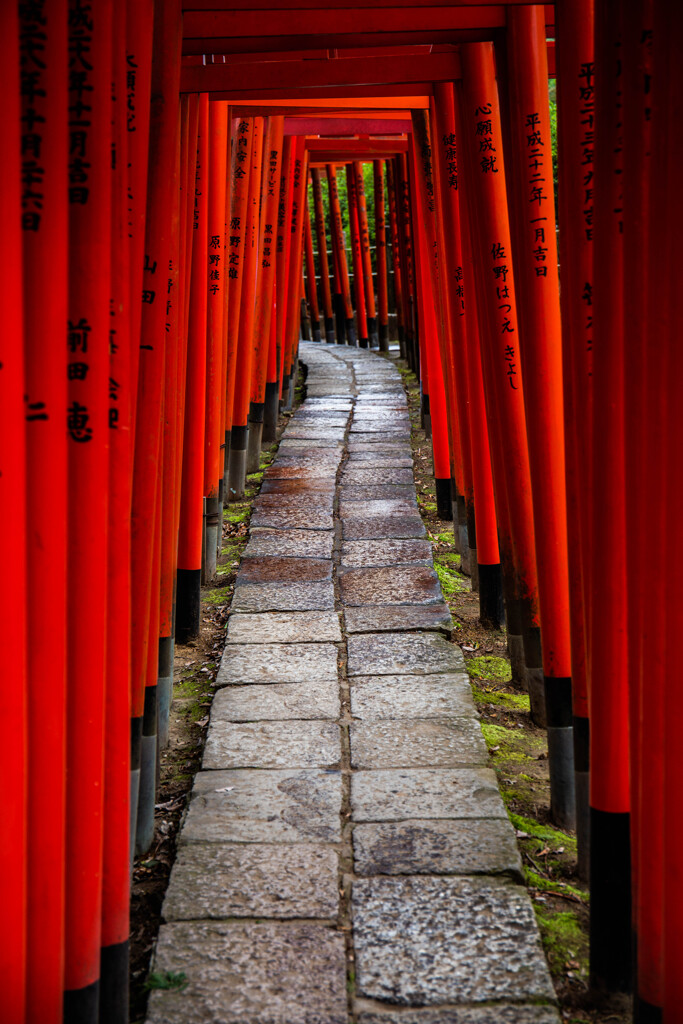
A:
[216, 641, 338, 685]
[181, 769, 343, 844]
[350, 674, 475, 719]
[346, 454, 414, 467]
[354, 1002, 561, 1024]
[349, 431, 411, 443]
[347, 633, 464, 676]
[342, 516, 426, 541]
[147, 921, 348, 1024]
[347, 440, 412, 452]
[278, 438, 345, 449]
[226, 610, 342, 644]
[352, 876, 556, 1006]
[254, 491, 335, 509]
[352, 820, 523, 879]
[341, 539, 433, 567]
[243, 528, 335, 559]
[339, 566, 442, 606]
[231, 581, 336, 612]
[211, 679, 340, 721]
[351, 769, 507, 821]
[350, 720, 488, 769]
[251, 507, 335, 531]
[341, 467, 414, 486]
[344, 605, 453, 635]
[163, 843, 340, 920]
[264, 464, 340, 481]
[340, 485, 416, 502]
[259, 477, 338, 494]
[340, 498, 419, 519]
[204, 720, 341, 769]
[237, 555, 333, 583]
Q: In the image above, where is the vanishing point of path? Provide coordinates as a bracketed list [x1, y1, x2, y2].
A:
[146, 344, 561, 1024]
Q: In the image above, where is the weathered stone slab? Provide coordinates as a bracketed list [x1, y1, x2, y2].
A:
[344, 605, 452, 635]
[348, 633, 464, 676]
[211, 679, 340, 721]
[352, 876, 556, 1006]
[349, 720, 488, 769]
[244, 528, 334, 559]
[340, 566, 442, 607]
[147, 920, 348, 1024]
[217, 641, 338, 685]
[354, 1002, 561, 1024]
[181, 769, 343, 843]
[347, 453, 413, 467]
[264, 463, 340, 481]
[231, 581, 336, 612]
[255, 491, 335, 510]
[284, 428, 348, 441]
[347, 441, 412, 453]
[227, 610, 341, 644]
[342, 467, 414, 486]
[340, 498, 419, 519]
[251, 507, 334, 530]
[341, 539, 432, 567]
[349, 431, 411, 443]
[351, 768, 506, 822]
[352, 819, 523, 879]
[163, 843, 340, 921]
[340, 485, 416, 502]
[342, 516, 425, 541]
[259, 478, 337, 495]
[279, 438, 345, 449]
[350, 673, 475, 719]
[351, 421, 411, 434]
[204, 720, 341, 770]
[237, 556, 332, 584]
[275, 452, 342, 465]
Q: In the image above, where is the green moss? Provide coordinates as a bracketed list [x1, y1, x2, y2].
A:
[246, 469, 264, 484]
[534, 907, 588, 977]
[525, 868, 587, 903]
[470, 681, 530, 713]
[145, 971, 188, 992]
[435, 561, 468, 596]
[203, 585, 231, 605]
[508, 812, 577, 854]
[481, 723, 534, 763]
[467, 655, 512, 683]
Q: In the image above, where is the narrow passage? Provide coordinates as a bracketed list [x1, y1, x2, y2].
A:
[147, 344, 560, 1024]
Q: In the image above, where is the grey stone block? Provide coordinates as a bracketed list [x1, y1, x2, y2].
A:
[251, 507, 335, 531]
[203, 720, 341, 769]
[340, 485, 416, 502]
[340, 566, 442, 607]
[347, 633, 464, 676]
[341, 539, 433, 568]
[147, 921, 348, 1024]
[217, 642, 338, 686]
[227, 611, 342, 645]
[259, 478, 337, 495]
[354, 1002, 561, 1024]
[349, 720, 488, 769]
[237, 556, 333, 584]
[342, 516, 425, 541]
[350, 674, 475, 720]
[339, 499, 419, 519]
[182, 769, 343, 844]
[344, 605, 453, 635]
[349, 431, 411, 443]
[254, 492, 335, 511]
[351, 768, 507, 822]
[231, 581, 336, 612]
[352, 819, 523, 879]
[264, 464, 340, 481]
[341, 468, 414, 486]
[211, 679, 340, 721]
[163, 843, 340, 921]
[352, 876, 556, 1006]
[244, 529, 334, 559]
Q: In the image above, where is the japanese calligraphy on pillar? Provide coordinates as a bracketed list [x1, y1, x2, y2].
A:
[475, 104, 499, 174]
[490, 242, 518, 389]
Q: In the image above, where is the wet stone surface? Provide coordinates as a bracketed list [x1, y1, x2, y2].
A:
[341, 467, 414, 486]
[243, 528, 335, 559]
[203, 719, 341, 770]
[340, 485, 416, 502]
[211, 679, 340, 721]
[181, 769, 343, 844]
[236, 555, 333, 583]
[259, 477, 337, 494]
[251, 506, 335, 530]
[231, 581, 336, 612]
[163, 843, 340, 920]
[339, 566, 442, 607]
[352, 876, 556, 1006]
[349, 719, 488, 769]
[351, 768, 507, 822]
[339, 498, 419, 519]
[347, 633, 464, 676]
[354, 1003, 561, 1024]
[226, 610, 342, 644]
[352, 820, 523, 879]
[340, 538, 433, 568]
[344, 604, 452, 635]
[342, 515, 426, 541]
[350, 674, 476, 720]
[216, 641, 338, 685]
[147, 921, 348, 1024]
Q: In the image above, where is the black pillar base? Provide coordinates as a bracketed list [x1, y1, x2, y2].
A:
[64, 979, 99, 1024]
[346, 319, 357, 346]
[100, 940, 129, 1024]
[634, 996, 663, 1024]
[589, 808, 632, 994]
[324, 316, 335, 343]
[300, 297, 311, 340]
[263, 380, 279, 442]
[478, 562, 504, 628]
[367, 316, 378, 348]
[545, 677, 576, 829]
[311, 318, 322, 342]
[334, 294, 346, 343]
[435, 477, 452, 520]
[176, 567, 201, 643]
[379, 321, 389, 351]
[574, 714, 590, 881]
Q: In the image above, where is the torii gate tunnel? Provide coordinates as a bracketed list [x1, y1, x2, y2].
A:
[0, 0, 681, 1021]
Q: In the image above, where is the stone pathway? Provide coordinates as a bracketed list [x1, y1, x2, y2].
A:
[147, 344, 560, 1024]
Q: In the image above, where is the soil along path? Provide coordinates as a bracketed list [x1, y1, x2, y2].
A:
[146, 343, 559, 1024]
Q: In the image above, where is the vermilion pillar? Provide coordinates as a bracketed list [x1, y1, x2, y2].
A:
[203, 101, 229, 579]
[176, 93, 209, 640]
[63, 1, 112, 1018]
[304, 200, 322, 342]
[555, 0, 593, 880]
[354, 161, 379, 347]
[589, 0, 631, 993]
[275, 137, 295, 396]
[459, 43, 541, 710]
[396, 153, 418, 371]
[249, 116, 284, 463]
[327, 163, 356, 344]
[507, 5, 575, 828]
[19, 1, 67, 1020]
[373, 160, 390, 351]
[0, 7, 27, 1021]
[282, 140, 309, 401]
[385, 159, 406, 355]
[311, 167, 335, 342]
[346, 162, 369, 347]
